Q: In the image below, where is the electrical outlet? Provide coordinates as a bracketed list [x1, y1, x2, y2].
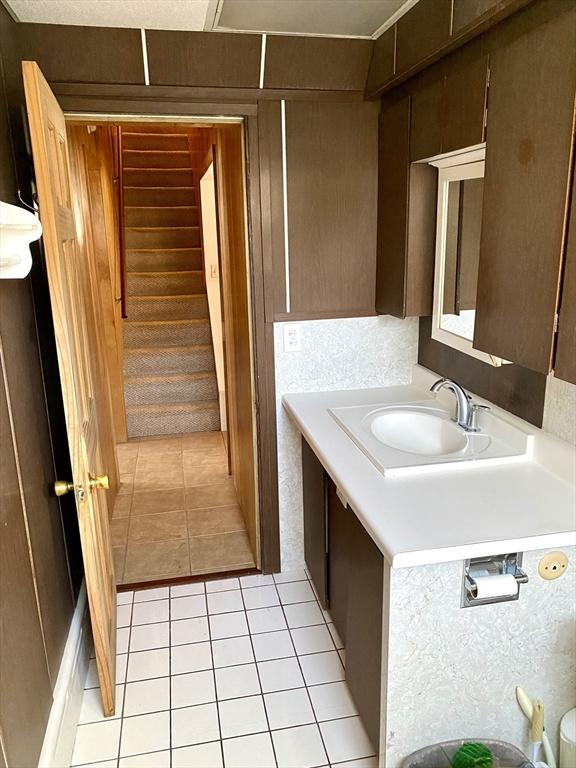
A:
[283, 323, 301, 352]
[538, 550, 569, 580]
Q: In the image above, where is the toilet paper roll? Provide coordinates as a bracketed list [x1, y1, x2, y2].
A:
[473, 573, 519, 599]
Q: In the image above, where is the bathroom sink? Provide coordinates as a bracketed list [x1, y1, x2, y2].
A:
[330, 400, 533, 477]
[366, 407, 468, 456]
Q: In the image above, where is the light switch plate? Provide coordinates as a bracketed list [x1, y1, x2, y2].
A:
[283, 323, 301, 352]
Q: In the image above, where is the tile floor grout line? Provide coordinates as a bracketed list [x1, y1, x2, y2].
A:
[115, 593, 134, 763]
[276, 582, 334, 766]
[205, 590, 226, 768]
[238, 582, 279, 768]
[168, 587, 173, 763]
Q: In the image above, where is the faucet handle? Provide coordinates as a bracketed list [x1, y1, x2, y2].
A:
[468, 403, 490, 432]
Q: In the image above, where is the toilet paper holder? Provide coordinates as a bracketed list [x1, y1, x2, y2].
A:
[462, 552, 528, 608]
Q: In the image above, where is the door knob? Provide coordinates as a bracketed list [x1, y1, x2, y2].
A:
[54, 480, 74, 496]
[89, 474, 110, 491]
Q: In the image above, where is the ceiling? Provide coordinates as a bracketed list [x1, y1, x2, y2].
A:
[6, 0, 418, 38]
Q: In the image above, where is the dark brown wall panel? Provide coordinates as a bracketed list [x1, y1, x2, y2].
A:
[0, 367, 53, 768]
[376, 97, 410, 317]
[265, 35, 373, 91]
[396, 0, 452, 75]
[442, 41, 488, 153]
[147, 30, 261, 88]
[418, 318, 547, 425]
[365, 26, 396, 96]
[409, 67, 444, 161]
[286, 100, 378, 316]
[16, 23, 144, 83]
[474, 8, 576, 372]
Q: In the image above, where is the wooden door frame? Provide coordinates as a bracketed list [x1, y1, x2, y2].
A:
[56, 96, 280, 574]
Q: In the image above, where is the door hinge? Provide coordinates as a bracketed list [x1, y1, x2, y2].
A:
[553, 313, 560, 334]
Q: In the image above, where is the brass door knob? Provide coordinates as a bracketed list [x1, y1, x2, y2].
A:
[89, 474, 110, 491]
[54, 480, 74, 496]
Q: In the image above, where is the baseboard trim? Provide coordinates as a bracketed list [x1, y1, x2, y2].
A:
[38, 583, 90, 768]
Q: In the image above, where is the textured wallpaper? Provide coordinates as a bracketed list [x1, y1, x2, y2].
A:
[384, 547, 576, 765]
[543, 375, 576, 446]
[274, 315, 419, 570]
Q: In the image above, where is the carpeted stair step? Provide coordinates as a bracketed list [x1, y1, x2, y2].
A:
[124, 319, 212, 348]
[124, 371, 218, 406]
[123, 150, 192, 169]
[125, 226, 201, 250]
[126, 401, 221, 438]
[123, 344, 215, 376]
[124, 186, 196, 207]
[126, 249, 203, 272]
[126, 294, 209, 321]
[123, 168, 195, 187]
[127, 271, 204, 296]
[125, 206, 199, 228]
[122, 133, 190, 151]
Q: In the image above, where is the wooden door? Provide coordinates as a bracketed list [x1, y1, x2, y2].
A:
[345, 514, 385, 752]
[23, 61, 117, 715]
[302, 438, 328, 608]
[327, 480, 349, 645]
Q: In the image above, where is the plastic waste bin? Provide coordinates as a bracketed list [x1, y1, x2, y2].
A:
[402, 739, 534, 768]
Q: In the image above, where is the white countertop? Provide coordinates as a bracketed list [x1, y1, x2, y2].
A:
[283, 370, 576, 568]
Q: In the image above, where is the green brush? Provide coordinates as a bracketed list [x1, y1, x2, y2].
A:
[452, 743, 493, 768]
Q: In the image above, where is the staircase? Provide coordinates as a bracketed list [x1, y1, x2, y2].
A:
[121, 129, 221, 439]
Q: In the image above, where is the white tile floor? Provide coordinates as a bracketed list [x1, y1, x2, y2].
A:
[72, 570, 377, 768]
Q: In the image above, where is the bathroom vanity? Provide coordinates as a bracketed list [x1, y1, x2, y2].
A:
[283, 366, 576, 765]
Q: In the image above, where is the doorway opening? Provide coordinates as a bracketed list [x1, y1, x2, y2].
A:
[66, 119, 259, 588]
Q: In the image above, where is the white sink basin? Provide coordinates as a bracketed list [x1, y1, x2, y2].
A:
[367, 408, 468, 456]
[330, 400, 533, 477]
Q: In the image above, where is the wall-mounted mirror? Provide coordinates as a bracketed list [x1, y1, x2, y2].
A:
[431, 147, 507, 366]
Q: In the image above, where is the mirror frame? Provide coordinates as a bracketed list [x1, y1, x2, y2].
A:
[430, 147, 506, 367]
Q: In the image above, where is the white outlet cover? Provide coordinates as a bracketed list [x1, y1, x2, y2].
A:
[283, 323, 301, 352]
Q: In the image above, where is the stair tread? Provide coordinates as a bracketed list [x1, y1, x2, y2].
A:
[127, 293, 207, 300]
[128, 270, 203, 277]
[124, 186, 196, 190]
[126, 400, 219, 414]
[125, 343, 212, 353]
[125, 226, 200, 231]
[125, 318, 210, 326]
[125, 371, 216, 382]
[125, 205, 198, 210]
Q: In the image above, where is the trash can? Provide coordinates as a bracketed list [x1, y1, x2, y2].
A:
[402, 739, 534, 768]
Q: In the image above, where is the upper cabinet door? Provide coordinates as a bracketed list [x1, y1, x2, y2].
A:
[473, 9, 576, 373]
[554, 162, 576, 385]
[442, 42, 489, 154]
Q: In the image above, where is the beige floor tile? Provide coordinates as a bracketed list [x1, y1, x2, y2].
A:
[183, 447, 228, 468]
[113, 494, 132, 519]
[189, 531, 255, 575]
[129, 510, 188, 543]
[184, 463, 230, 488]
[123, 540, 190, 583]
[113, 545, 126, 584]
[117, 443, 139, 474]
[185, 481, 239, 510]
[187, 506, 246, 537]
[132, 488, 186, 516]
[111, 518, 129, 547]
[137, 436, 182, 455]
[134, 453, 184, 490]
[118, 474, 134, 495]
[181, 432, 224, 451]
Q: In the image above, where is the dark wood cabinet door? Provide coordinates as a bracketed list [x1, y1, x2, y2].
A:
[395, 0, 452, 76]
[345, 513, 385, 751]
[442, 42, 488, 154]
[474, 8, 576, 372]
[327, 481, 350, 645]
[410, 69, 444, 161]
[302, 438, 327, 608]
[285, 101, 378, 318]
[554, 162, 576, 384]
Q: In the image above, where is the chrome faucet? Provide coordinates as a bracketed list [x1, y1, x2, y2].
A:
[430, 378, 489, 432]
